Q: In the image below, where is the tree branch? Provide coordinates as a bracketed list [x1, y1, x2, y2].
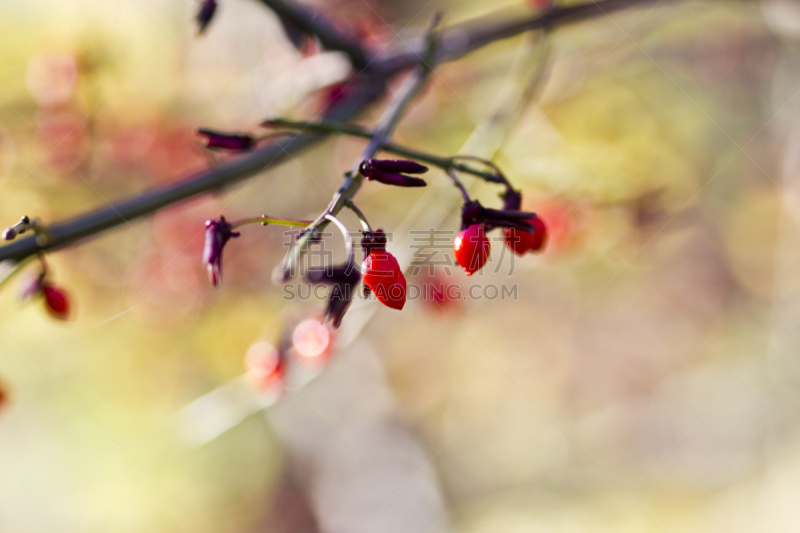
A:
[376, 0, 669, 75]
[0, 0, 666, 265]
[255, 0, 373, 69]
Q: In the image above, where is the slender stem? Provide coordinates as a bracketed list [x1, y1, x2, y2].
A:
[450, 155, 512, 188]
[376, 0, 669, 76]
[344, 200, 372, 232]
[447, 169, 472, 203]
[230, 215, 312, 229]
[324, 214, 354, 265]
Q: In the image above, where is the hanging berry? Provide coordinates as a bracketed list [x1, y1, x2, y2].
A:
[42, 283, 70, 320]
[361, 229, 406, 310]
[500, 189, 547, 255]
[454, 224, 491, 276]
[505, 217, 547, 255]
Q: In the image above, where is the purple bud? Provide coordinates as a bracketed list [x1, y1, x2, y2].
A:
[196, 0, 217, 35]
[202, 216, 240, 287]
[360, 159, 429, 175]
[197, 128, 254, 151]
[363, 169, 427, 188]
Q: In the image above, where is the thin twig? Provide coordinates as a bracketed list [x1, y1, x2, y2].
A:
[344, 200, 372, 232]
[447, 169, 472, 203]
[324, 214, 354, 265]
[264, 118, 499, 181]
[276, 14, 442, 282]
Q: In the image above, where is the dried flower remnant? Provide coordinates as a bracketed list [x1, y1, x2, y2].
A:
[306, 264, 361, 329]
[203, 216, 240, 287]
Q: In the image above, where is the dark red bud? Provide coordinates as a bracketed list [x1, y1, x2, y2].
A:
[196, 0, 217, 35]
[363, 169, 427, 188]
[196, 128, 254, 151]
[360, 159, 428, 175]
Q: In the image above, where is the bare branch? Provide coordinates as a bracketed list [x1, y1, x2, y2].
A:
[0, 0, 672, 266]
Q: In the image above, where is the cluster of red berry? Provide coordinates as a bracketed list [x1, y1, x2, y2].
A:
[455, 190, 548, 276]
[201, 157, 548, 327]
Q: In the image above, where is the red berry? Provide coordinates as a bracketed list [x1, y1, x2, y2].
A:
[362, 250, 406, 310]
[505, 216, 547, 255]
[454, 225, 491, 276]
[42, 284, 69, 320]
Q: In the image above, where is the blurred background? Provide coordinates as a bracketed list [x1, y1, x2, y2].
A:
[4, 0, 800, 531]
